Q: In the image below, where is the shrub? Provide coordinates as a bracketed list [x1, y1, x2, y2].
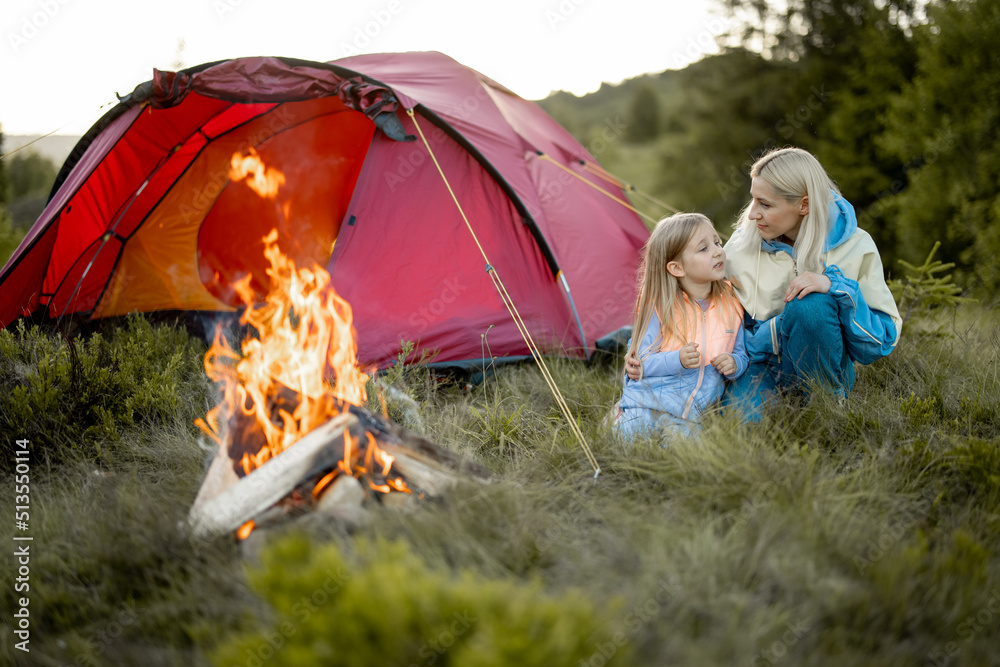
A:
[0, 315, 211, 472]
[211, 534, 629, 667]
[887, 241, 974, 325]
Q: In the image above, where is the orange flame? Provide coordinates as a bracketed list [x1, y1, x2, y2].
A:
[229, 147, 285, 198]
[237, 520, 255, 540]
[200, 225, 369, 472]
[311, 470, 339, 499]
[197, 149, 409, 528]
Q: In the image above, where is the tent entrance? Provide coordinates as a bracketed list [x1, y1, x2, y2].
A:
[198, 104, 375, 306]
[91, 98, 375, 317]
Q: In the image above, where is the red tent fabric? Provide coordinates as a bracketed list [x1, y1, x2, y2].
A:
[0, 52, 648, 368]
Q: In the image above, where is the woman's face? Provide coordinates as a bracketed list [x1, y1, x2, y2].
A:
[748, 178, 808, 243]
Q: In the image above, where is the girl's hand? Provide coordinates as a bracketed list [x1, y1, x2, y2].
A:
[711, 353, 736, 376]
[625, 354, 642, 381]
[679, 342, 700, 369]
[785, 271, 832, 302]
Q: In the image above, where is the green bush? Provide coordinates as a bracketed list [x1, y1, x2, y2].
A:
[0, 206, 25, 266]
[887, 241, 974, 325]
[0, 315, 211, 472]
[211, 534, 629, 667]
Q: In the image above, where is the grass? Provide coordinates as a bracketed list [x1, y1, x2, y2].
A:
[1, 304, 999, 666]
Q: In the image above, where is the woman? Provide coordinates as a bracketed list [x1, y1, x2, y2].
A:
[723, 147, 901, 419]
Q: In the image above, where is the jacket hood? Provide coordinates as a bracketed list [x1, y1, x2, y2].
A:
[826, 191, 857, 251]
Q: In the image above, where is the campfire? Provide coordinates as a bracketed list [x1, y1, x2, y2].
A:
[188, 150, 488, 540]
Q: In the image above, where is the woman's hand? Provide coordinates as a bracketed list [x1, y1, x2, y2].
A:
[625, 354, 642, 381]
[785, 271, 831, 302]
[679, 342, 700, 369]
[711, 353, 736, 376]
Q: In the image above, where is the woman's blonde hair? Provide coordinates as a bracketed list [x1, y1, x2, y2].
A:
[627, 213, 739, 363]
[731, 147, 839, 274]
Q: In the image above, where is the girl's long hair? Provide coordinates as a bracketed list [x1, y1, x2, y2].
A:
[730, 147, 839, 274]
[626, 213, 739, 364]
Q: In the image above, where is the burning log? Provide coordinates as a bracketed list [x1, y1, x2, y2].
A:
[189, 400, 490, 538]
[187, 152, 489, 541]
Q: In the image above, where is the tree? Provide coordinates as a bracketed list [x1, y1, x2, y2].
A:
[0, 127, 23, 265]
[715, 0, 918, 64]
[0, 207, 24, 266]
[655, 49, 803, 228]
[625, 84, 661, 142]
[713, 0, 922, 268]
[879, 0, 1000, 295]
[714, 0, 920, 149]
[5, 151, 58, 229]
[0, 127, 7, 208]
[7, 151, 58, 200]
[813, 5, 917, 268]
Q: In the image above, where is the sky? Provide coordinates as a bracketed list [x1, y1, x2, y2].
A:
[0, 0, 729, 138]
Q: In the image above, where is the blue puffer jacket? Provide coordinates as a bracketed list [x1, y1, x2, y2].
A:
[616, 302, 748, 438]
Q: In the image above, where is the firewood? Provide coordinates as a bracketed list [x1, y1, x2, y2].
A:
[315, 474, 368, 525]
[189, 413, 356, 537]
[188, 402, 490, 538]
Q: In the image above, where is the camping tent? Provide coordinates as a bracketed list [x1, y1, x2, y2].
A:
[0, 52, 649, 369]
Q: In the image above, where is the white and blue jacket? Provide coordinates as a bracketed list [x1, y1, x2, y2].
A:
[725, 193, 902, 364]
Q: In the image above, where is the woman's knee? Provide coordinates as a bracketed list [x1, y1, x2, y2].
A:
[778, 293, 850, 391]
[781, 292, 839, 343]
[782, 291, 837, 325]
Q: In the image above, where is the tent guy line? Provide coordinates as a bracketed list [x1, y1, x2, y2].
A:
[582, 162, 681, 215]
[540, 153, 659, 226]
[0, 99, 119, 162]
[407, 107, 600, 476]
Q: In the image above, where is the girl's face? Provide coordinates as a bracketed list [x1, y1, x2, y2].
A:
[668, 220, 725, 297]
[748, 177, 808, 242]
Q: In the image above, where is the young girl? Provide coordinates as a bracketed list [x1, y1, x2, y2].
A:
[614, 213, 749, 439]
